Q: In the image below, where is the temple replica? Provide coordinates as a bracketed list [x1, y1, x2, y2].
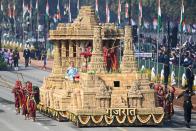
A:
[38, 6, 164, 127]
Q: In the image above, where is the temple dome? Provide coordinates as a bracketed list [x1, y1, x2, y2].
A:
[73, 6, 99, 29]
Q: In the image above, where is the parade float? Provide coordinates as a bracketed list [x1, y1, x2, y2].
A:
[38, 6, 164, 127]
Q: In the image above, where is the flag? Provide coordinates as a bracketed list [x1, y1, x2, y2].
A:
[153, 18, 157, 30]
[106, 0, 110, 23]
[68, 0, 72, 22]
[125, 2, 129, 19]
[36, 0, 38, 10]
[138, 0, 142, 27]
[23, 0, 26, 18]
[57, 0, 61, 20]
[118, 0, 121, 24]
[64, 4, 68, 15]
[53, 14, 57, 23]
[28, 2, 32, 18]
[77, 0, 80, 12]
[95, 0, 98, 13]
[1, 1, 3, 11]
[157, 0, 162, 32]
[180, 0, 185, 32]
[46, 0, 49, 16]
[95, 0, 99, 20]
[13, 3, 16, 19]
[8, 3, 11, 18]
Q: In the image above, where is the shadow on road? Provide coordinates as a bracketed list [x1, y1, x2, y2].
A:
[36, 114, 57, 127]
[162, 110, 196, 129]
[0, 97, 14, 105]
[0, 109, 5, 113]
[11, 68, 33, 71]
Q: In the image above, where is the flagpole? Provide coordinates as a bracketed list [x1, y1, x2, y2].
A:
[22, 0, 24, 46]
[178, 31, 182, 88]
[30, 0, 33, 40]
[178, 0, 184, 88]
[14, 0, 16, 39]
[69, 0, 71, 22]
[156, 0, 161, 82]
[138, 0, 143, 70]
[37, 0, 39, 46]
[156, 28, 159, 83]
[46, 0, 49, 49]
[138, 26, 140, 70]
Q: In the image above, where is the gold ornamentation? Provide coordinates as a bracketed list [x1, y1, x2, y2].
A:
[137, 115, 151, 124]
[59, 111, 68, 118]
[127, 116, 136, 124]
[152, 114, 164, 124]
[116, 115, 126, 124]
[104, 115, 114, 125]
[78, 116, 91, 125]
[91, 116, 103, 124]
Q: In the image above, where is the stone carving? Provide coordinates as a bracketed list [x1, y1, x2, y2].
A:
[120, 26, 137, 73]
[38, 6, 164, 127]
[128, 82, 143, 108]
[89, 26, 105, 73]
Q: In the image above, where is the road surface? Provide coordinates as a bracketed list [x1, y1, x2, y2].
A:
[0, 65, 195, 131]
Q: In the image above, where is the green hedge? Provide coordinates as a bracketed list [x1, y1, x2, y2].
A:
[0, 55, 7, 70]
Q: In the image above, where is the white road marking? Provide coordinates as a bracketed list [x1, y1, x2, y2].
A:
[117, 127, 128, 131]
[0, 118, 21, 131]
[43, 126, 50, 130]
[37, 122, 43, 126]
[2, 105, 6, 108]
[7, 107, 11, 110]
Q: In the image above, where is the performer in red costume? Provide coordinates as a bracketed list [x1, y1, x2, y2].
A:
[12, 80, 22, 114]
[21, 85, 28, 119]
[157, 86, 165, 107]
[154, 83, 160, 93]
[110, 48, 118, 71]
[165, 86, 176, 120]
[103, 46, 108, 66]
[26, 81, 33, 93]
[28, 93, 36, 122]
[80, 47, 92, 72]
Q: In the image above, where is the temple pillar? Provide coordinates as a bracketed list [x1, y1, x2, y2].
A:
[120, 25, 137, 73]
[76, 42, 81, 68]
[69, 40, 74, 58]
[61, 41, 67, 72]
[89, 26, 105, 73]
[52, 40, 63, 76]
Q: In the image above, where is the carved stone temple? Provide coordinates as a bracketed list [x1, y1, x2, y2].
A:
[38, 6, 164, 127]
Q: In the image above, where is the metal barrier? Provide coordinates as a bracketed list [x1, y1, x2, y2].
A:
[138, 59, 195, 87]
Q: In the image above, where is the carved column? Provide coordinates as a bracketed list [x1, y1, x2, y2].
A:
[76, 42, 81, 68]
[52, 40, 63, 76]
[69, 40, 74, 58]
[89, 26, 105, 73]
[120, 25, 137, 73]
[61, 41, 67, 72]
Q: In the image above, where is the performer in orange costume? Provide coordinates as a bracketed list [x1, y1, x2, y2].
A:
[26, 81, 36, 121]
[165, 86, 176, 120]
[12, 80, 22, 114]
[21, 85, 28, 119]
[103, 46, 108, 66]
[157, 86, 165, 107]
[110, 48, 118, 71]
[28, 93, 36, 122]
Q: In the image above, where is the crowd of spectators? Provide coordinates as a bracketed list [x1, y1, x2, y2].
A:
[0, 48, 14, 67]
[137, 34, 196, 68]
